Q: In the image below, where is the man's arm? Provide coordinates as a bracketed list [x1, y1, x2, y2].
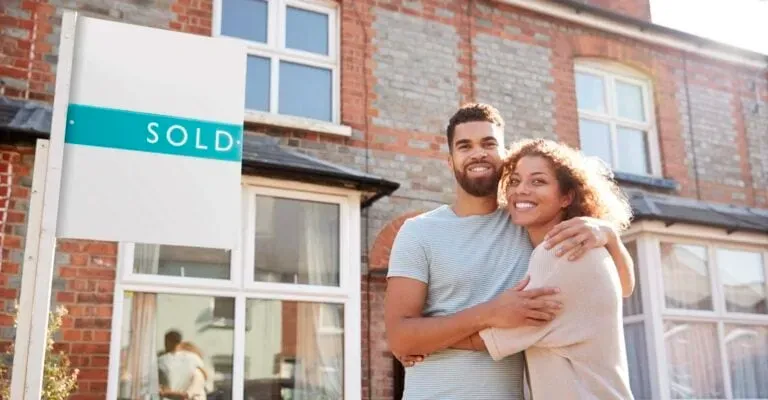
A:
[543, 217, 635, 297]
[385, 276, 561, 358]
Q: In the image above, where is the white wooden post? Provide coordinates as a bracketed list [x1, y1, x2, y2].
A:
[9, 11, 77, 400]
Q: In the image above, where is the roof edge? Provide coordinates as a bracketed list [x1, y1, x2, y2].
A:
[498, 0, 768, 68]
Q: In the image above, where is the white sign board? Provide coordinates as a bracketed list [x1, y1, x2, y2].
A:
[11, 12, 246, 400]
[57, 16, 246, 249]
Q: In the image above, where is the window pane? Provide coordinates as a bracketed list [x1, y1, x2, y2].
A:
[717, 249, 767, 314]
[133, 243, 230, 279]
[286, 6, 329, 55]
[278, 61, 332, 121]
[246, 55, 270, 112]
[221, 0, 267, 43]
[616, 127, 650, 175]
[616, 81, 646, 122]
[575, 72, 606, 113]
[661, 243, 713, 311]
[117, 292, 234, 399]
[578, 119, 612, 167]
[624, 322, 652, 400]
[254, 195, 340, 286]
[244, 299, 344, 399]
[623, 241, 643, 316]
[664, 321, 724, 399]
[725, 325, 768, 399]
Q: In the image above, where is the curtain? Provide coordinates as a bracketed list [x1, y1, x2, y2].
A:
[119, 244, 161, 400]
[624, 323, 652, 399]
[294, 202, 344, 400]
[664, 322, 724, 399]
[725, 325, 768, 398]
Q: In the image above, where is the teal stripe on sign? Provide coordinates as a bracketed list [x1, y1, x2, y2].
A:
[65, 104, 243, 162]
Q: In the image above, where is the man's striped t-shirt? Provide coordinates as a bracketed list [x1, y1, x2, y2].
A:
[387, 205, 533, 400]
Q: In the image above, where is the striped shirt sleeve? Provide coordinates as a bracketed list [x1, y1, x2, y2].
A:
[387, 219, 429, 284]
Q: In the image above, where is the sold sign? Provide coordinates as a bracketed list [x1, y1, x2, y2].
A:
[65, 104, 242, 162]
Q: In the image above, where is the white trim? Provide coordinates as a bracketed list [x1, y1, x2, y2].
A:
[244, 109, 351, 137]
[629, 220, 768, 247]
[106, 178, 362, 400]
[575, 62, 661, 176]
[497, 0, 768, 69]
[241, 175, 363, 196]
[10, 11, 77, 400]
[10, 140, 49, 399]
[213, 0, 342, 126]
[638, 235, 668, 400]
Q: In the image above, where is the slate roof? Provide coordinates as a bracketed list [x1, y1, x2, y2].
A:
[627, 188, 768, 234]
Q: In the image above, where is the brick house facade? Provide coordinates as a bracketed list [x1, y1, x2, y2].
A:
[1, 0, 767, 399]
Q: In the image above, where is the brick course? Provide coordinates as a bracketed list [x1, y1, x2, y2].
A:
[1, 0, 766, 399]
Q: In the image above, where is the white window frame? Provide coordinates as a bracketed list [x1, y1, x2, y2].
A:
[624, 222, 768, 400]
[574, 59, 662, 177]
[212, 0, 342, 127]
[105, 176, 362, 400]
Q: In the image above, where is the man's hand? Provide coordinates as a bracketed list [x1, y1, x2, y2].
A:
[543, 217, 616, 261]
[487, 276, 562, 328]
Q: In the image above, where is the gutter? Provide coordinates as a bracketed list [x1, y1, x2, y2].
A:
[241, 159, 400, 209]
[497, 0, 768, 69]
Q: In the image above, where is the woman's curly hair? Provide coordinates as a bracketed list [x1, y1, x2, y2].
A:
[499, 138, 633, 231]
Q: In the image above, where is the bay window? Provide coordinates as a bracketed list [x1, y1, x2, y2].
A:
[623, 227, 768, 400]
[108, 179, 361, 400]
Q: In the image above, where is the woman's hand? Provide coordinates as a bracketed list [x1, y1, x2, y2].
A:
[542, 217, 615, 261]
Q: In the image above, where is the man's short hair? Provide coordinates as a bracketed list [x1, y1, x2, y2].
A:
[446, 103, 505, 152]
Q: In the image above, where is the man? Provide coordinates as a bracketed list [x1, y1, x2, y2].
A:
[384, 103, 634, 399]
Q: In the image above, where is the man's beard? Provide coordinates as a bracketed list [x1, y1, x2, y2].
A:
[453, 164, 501, 197]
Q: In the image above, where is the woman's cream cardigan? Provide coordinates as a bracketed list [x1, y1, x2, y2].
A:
[479, 245, 634, 399]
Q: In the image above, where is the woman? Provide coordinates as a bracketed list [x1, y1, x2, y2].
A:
[159, 341, 209, 400]
[455, 138, 635, 399]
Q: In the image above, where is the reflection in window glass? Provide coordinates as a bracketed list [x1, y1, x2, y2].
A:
[616, 127, 649, 175]
[278, 62, 332, 121]
[578, 119, 612, 167]
[254, 195, 340, 286]
[285, 6, 329, 55]
[664, 321, 724, 399]
[134, 243, 231, 280]
[243, 299, 344, 400]
[246, 56, 271, 112]
[660, 243, 712, 311]
[717, 249, 767, 315]
[575, 72, 606, 113]
[615, 81, 645, 122]
[725, 325, 768, 398]
[117, 292, 234, 400]
[221, 0, 268, 43]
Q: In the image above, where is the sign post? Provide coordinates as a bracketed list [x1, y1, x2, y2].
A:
[10, 11, 246, 400]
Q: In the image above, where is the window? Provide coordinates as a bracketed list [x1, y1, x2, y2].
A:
[659, 242, 768, 399]
[108, 179, 361, 400]
[622, 240, 654, 400]
[574, 61, 660, 176]
[214, 0, 339, 124]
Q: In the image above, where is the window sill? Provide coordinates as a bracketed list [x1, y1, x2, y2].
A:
[614, 171, 678, 191]
[244, 110, 352, 137]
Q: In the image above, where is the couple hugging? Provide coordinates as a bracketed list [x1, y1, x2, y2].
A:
[385, 103, 636, 399]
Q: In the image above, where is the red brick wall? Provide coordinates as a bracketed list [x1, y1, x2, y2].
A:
[578, 0, 651, 21]
[0, 145, 116, 400]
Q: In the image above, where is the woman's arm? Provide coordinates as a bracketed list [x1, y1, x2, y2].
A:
[479, 248, 616, 360]
[604, 228, 635, 298]
[451, 333, 487, 351]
